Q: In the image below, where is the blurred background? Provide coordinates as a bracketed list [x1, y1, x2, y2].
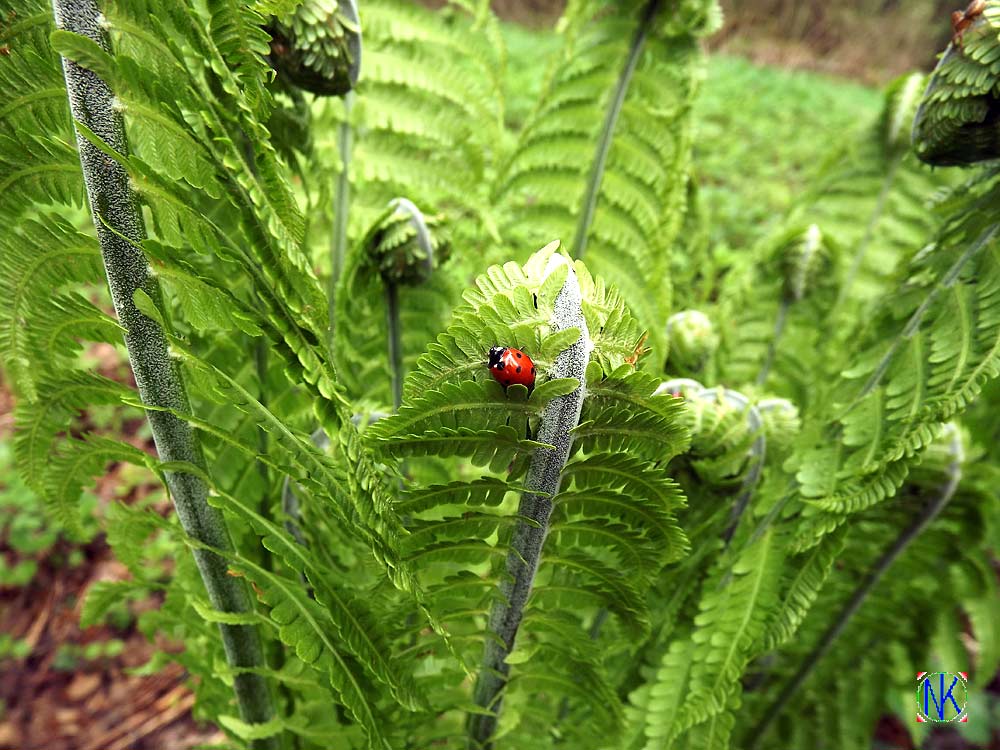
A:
[473, 0, 959, 82]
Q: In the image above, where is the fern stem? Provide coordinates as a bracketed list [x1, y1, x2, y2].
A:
[255, 337, 274, 550]
[755, 299, 788, 386]
[841, 223, 999, 418]
[385, 282, 403, 411]
[838, 160, 900, 305]
[383, 197, 434, 412]
[52, 1, 276, 744]
[470, 252, 591, 747]
[329, 93, 354, 337]
[745, 427, 963, 748]
[571, 0, 663, 260]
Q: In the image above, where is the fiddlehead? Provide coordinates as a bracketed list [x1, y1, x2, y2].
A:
[267, 0, 361, 97]
[336, 197, 452, 407]
[664, 310, 718, 379]
[913, 1, 1000, 167]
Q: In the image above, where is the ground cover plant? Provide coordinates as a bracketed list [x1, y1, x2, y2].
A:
[1, 0, 999, 749]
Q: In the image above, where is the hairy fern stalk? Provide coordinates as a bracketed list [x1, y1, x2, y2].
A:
[50, 0, 276, 742]
[2, 0, 1000, 748]
[470, 250, 592, 745]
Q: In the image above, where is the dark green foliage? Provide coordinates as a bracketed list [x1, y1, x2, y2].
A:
[267, 0, 361, 97]
[913, 1, 1000, 166]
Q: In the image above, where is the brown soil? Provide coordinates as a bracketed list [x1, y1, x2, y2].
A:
[0, 543, 220, 750]
[0, 370, 217, 750]
[450, 0, 961, 85]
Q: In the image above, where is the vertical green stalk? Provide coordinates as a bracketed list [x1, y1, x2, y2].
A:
[385, 282, 403, 411]
[329, 93, 354, 336]
[254, 336, 274, 563]
[745, 426, 964, 748]
[572, 0, 663, 260]
[755, 299, 788, 386]
[382, 197, 435, 413]
[758, 223, 822, 386]
[51, 1, 275, 744]
[469, 253, 592, 748]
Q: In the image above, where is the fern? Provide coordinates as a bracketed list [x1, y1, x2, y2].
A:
[6, 1, 1000, 748]
[496, 0, 721, 359]
[912, 2, 1000, 167]
[363, 244, 689, 747]
[740, 428, 988, 748]
[229, 554, 392, 749]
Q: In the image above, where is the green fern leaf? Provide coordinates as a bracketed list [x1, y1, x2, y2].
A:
[230, 555, 394, 750]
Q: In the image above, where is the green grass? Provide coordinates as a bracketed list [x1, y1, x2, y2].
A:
[500, 22, 883, 251]
[693, 55, 882, 250]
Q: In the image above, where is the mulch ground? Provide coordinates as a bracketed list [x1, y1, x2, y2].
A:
[0, 357, 220, 750]
[0, 541, 221, 750]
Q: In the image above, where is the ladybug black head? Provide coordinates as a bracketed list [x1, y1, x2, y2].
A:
[488, 346, 506, 368]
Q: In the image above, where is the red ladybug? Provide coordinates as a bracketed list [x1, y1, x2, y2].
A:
[488, 346, 536, 390]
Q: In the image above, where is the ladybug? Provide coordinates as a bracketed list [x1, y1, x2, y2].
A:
[487, 346, 536, 390]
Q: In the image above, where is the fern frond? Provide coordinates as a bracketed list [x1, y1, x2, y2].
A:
[791, 215, 1000, 547]
[682, 529, 782, 725]
[579, 366, 690, 460]
[14, 371, 136, 492]
[45, 435, 151, 539]
[540, 552, 650, 639]
[497, 0, 718, 357]
[759, 528, 846, 650]
[0, 214, 106, 399]
[912, 3, 1000, 166]
[229, 555, 393, 750]
[208, 487, 426, 711]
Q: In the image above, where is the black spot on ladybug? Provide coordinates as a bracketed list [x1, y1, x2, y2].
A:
[516, 366, 522, 373]
[516, 352, 522, 358]
[496, 362, 505, 370]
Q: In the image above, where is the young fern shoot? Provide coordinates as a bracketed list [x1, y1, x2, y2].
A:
[50, 0, 274, 742]
[470, 250, 592, 746]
